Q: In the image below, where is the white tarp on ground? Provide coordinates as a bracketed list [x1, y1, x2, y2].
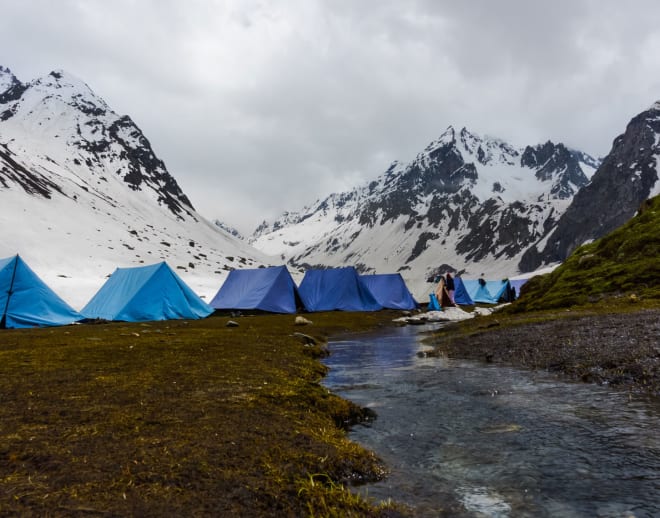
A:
[394, 305, 507, 324]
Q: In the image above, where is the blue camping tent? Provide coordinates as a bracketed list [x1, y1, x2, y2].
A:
[298, 267, 382, 312]
[210, 265, 301, 313]
[82, 262, 213, 322]
[359, 273, 417, 310]
[0, 255, 83, 329]
[461, 279, 513, 304]
[509, 278, 529, 299]
[453, 276, 475, 305]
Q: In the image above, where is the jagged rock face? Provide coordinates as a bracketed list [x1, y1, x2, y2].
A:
[214, 220, 244, 240]
[519, 102, 660, 272]
[0, 68, 194, 220]
[0, 143, 64, 197]
[251, 126, 598, 294]
[520, 142, 590, 199]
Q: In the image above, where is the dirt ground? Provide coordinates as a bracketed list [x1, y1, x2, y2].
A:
[425, 308, 660, 396]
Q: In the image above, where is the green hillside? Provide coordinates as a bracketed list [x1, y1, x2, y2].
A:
[512, 195, 660, 311]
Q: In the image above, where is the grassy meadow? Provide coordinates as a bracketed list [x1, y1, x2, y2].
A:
[0, 311, 407, 517]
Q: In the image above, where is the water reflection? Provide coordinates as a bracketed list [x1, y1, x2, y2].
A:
[323, 325, 660, 518]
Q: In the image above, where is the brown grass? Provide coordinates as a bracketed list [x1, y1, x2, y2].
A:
[0, 311, 408, 517]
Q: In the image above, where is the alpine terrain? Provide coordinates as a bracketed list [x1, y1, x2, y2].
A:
[251, 126, 601, 297]
[519, 101, 660, 272]
[0, 66, 270, 308]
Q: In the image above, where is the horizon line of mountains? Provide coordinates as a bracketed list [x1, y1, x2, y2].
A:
[1, 64, 658, 298]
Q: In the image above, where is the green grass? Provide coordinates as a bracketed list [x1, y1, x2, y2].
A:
[0, 311, 407, 517]
[509, 195, 660, 312]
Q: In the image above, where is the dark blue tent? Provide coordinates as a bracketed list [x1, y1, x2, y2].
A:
[210, 265, 301, 313]
[298, 267, 382, 312]
[453, 276, 475, 305]
[82, 262, 213, 322]
[0, 255, 83, 329]
[359, 273, 417, 310]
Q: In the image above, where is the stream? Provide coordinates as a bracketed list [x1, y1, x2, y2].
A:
[322, 325, 660, 517]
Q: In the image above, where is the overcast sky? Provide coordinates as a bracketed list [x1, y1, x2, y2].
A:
[2, 1, 660, 233]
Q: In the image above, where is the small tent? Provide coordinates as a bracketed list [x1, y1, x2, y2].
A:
[210, 265, 302, 314]
[0, 254, 83, 329]
[453, 276, 475, 305]
[461, 279, 514, 304]
[81, 262, 213, 322]
[359, 273, 417, 310]
[509, 278, 529, 300]
[298, 267, 382, 312]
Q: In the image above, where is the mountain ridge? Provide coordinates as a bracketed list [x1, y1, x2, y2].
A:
[250, 125, 601, 297]
[519, 101, 660, 271]
[0, 66, 271, 307]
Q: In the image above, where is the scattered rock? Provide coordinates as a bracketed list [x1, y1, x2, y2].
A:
[292, 332, 317, 346]
[295, 316, 313, 326]
[226, 320, 239, 328]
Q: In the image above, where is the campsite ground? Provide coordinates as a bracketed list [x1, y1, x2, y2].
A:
[2, 303, 659, 516]
[0, 311, 407, 517]
[425, 302, 660, 397]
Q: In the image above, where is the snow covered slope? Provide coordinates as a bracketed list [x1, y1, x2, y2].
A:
[0, 66, 271, 308]
[251, 127, 599, 299]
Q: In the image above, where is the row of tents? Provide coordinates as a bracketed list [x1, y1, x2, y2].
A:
[1, 254, 523, 329]
[451, 277, 525, 305]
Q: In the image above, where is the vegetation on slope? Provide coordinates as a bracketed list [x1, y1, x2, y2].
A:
[511, 194, 660, 312]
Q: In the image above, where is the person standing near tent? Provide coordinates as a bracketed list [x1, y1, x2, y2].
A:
[445, 272, 455, 303]
[434, 275, 453, 307]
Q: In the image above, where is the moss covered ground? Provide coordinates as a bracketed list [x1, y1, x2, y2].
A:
[0, 311, 408, 517]
[511, 195, 660, 312]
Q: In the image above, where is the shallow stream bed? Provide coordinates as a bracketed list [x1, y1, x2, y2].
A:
[323, 325, 660, 517]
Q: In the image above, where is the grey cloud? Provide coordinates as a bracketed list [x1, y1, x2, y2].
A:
[2, 0, 660, 233]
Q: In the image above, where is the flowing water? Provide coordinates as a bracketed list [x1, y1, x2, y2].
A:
[322, 325, 660, 517]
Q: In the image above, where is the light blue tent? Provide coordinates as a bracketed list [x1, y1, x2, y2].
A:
[461, 279, 513, 304]
[299, 267, 382, 312]
[0, 254, 83, 329]
[210, 265, 301, 313]
[82, 262, 213, 322]
[359, 273, 417, 310]
[453, 276, 475, 305]
[509, 279, 529, 299]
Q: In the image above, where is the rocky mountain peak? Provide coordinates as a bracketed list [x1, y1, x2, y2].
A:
[518, 103, 660, 271]
[1, 65, 270, 305]
[423, 126, 457, 154]
[251, 124, 602, 296]
[0, 66, 194, 219]
[520, 141, 590, 199]
[0, 66, 18, 92]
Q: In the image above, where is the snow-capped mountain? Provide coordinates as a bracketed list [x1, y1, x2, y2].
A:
[251, 126, 600, 298]
[0, 66, 271, 308]
[520, 101, 660, 271]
